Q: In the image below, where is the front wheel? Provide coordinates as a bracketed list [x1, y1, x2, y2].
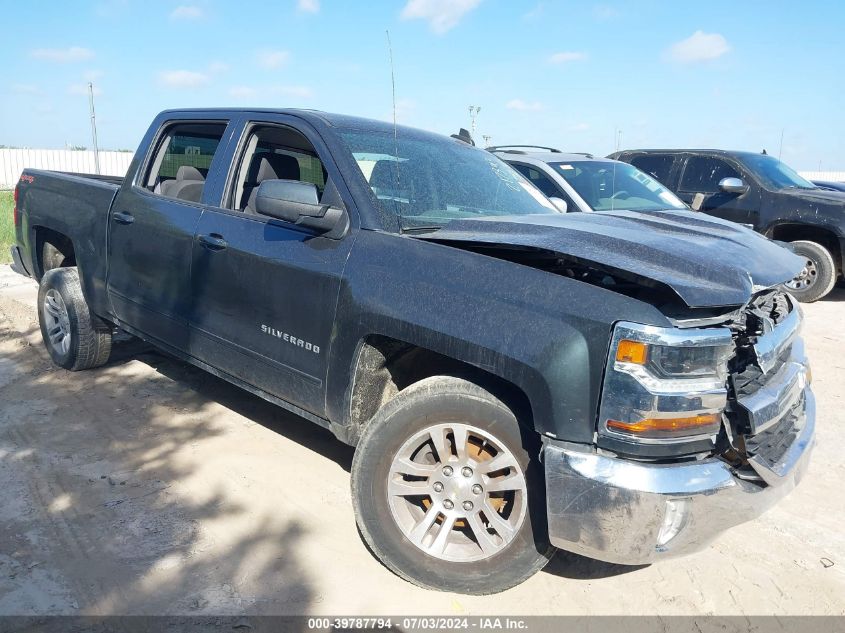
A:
[784, 240, 837, 302]
[351, 376, 554, 594]
[37, 267, 112, 371]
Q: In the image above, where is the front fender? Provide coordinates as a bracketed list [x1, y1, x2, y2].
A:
[325, 231, 670, 442]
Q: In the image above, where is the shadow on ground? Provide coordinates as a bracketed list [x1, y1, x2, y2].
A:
[0, 302, 321, 618]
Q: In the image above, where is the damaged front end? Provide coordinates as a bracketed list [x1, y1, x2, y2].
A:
[720, 291, 813, 484]
[544, 289, 815, 564]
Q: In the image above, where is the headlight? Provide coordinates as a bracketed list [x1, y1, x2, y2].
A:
[599, 322, 733, 445]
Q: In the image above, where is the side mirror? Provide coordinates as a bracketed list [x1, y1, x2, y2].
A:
[255, 179, 348, 239]
[719, 177, 749, 195]
[549, 196, 568, 213]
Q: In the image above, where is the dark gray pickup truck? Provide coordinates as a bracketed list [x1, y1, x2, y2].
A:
[10, 109, 815, 594]
[612, 149, 845, 302]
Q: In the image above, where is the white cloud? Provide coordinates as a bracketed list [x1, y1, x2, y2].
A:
[548, 51, 587, 64]
[666, 30, 730, 63]
[170, 5, 204, 20]
[400, 0, 482, 34]
[257, 49, 290, 69]
[506, 99, 543, 112]
[158, 70, 209, 88]
[31, 46, 94, 63]
[229, 85, 257, 99]
[68, 83, 102, 96]
[297, 0, 320, 13]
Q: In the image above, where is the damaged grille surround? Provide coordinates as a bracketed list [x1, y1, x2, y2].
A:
[597, 289, 812, 481]
[723, 292, 811, 483]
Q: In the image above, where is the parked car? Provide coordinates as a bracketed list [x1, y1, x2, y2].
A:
[812, 180, 845, 193]
[611, 149, 845, 302]
[488, 145, 689, 214]
[10, 109, 813, 594]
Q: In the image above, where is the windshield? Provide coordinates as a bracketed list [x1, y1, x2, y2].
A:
[338, 128, 558, 230]
[742, 154, 817, 190]
[551, 161, 687, 212]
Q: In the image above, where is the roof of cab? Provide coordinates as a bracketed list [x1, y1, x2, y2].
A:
[156, 107, 445, 139]
[615, 148, 773, 161]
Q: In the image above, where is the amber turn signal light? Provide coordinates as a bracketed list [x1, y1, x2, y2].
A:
[607, 413, 721, 438]
[616, 339, 648, 365]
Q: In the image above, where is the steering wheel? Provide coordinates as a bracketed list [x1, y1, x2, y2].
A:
[611, 190, 631, 200]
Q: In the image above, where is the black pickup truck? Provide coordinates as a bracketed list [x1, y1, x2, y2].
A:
[611, 149, 845, 302]
[10, 109, 815, 594]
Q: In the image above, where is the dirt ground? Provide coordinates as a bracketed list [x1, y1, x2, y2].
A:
[0, 264, 843, 616]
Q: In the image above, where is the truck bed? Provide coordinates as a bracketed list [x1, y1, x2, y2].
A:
[15, 168, 122, 317]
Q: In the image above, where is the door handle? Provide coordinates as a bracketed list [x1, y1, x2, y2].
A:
[113, 211, 135, 225]
[198, 233, 228, 251]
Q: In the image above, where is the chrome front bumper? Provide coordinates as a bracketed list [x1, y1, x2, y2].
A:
[543, 387, 815, 565]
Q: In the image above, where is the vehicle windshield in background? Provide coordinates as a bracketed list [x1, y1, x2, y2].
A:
[743, 154, 817, 190]
[551, 161, 688, 212]
[338, 129, 558, 230]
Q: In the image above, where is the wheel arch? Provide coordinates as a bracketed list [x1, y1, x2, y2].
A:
[341, 334, 537, 446]
[32, 225, 77, 279]
[766, 223, 842, 274]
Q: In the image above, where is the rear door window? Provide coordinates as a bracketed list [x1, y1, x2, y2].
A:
[143, 122, 228, 202]
[629, 154, 675, 185]
[679, 156, 741, 193]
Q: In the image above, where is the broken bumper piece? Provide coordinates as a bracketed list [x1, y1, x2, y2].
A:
[542, 388, 815, 565]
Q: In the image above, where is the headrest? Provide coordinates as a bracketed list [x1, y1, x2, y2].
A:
[176, 165, 206, 181]
[247, 152, 300, 185]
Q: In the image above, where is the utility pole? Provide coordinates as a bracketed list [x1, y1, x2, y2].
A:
[88, 82, 101, 175]
[468, 106, 481, 136]
[778, 128, 784, 160]
[482, 134, 492, 148]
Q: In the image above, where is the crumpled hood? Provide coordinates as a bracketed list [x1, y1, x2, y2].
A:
[421, 210, 805, 308]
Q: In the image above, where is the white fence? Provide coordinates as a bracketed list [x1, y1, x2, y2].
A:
[0, 149, 133, 189]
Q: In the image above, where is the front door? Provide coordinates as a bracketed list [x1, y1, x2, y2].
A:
[107, 120, 231, 349]
[187, 118, 356, 416]
[675, 155, 761, 226]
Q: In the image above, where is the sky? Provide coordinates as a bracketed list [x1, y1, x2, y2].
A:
[1, 0, 843, 170]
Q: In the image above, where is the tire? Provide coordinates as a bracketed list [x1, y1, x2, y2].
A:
[783, 240, 837, 303]
[37, 267, 112, 371]
[351, 376, 554, 594]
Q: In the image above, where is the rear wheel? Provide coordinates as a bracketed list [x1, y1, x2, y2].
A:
[784, 240, 837, 303]
[351, 376, 554, 594]
[37, 268, 112, 371]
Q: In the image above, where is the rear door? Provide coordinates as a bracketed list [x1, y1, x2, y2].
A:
[107, 118, 234, 349]
[187, 115, 357, 417]
[675, 155, 761, 226]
